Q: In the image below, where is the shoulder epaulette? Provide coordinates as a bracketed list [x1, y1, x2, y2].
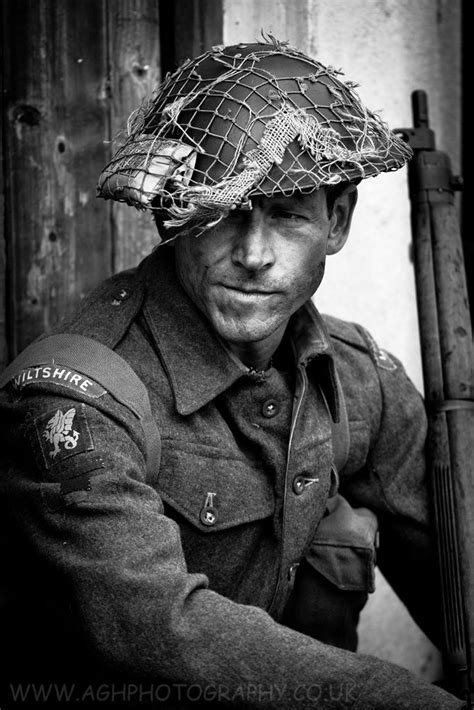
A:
[54, 267, 146, 350]
[322, 314, 367, 350]
[323, 314, 397, 372]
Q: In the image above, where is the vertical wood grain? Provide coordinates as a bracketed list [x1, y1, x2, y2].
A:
[2, 0, 112, 357]
[159, 0, 223, 74]
[1, 0, 226, 362]
[106, 0, 162, 272]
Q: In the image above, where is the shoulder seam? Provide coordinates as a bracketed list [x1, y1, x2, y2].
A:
[322, 314, 369, 351]
[55, 269, 145, 350]
[353, 324, 398, 372]
[322, 314, 398, 372]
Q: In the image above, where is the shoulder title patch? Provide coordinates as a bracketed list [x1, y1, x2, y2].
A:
[11, 365, 106, 398]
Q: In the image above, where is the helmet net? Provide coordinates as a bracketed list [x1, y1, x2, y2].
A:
[97, 36, 412, 232]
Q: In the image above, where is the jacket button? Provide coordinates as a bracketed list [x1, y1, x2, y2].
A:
[293, 476, 306, 495]
[200, 507, 218, 526]
[111, 287, 131, 306]
[262, 399, 279, 417]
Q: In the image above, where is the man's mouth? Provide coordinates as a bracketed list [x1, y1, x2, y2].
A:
[219, 284, 278, 297]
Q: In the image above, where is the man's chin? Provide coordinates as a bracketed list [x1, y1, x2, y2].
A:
[211, 317, 284, 349]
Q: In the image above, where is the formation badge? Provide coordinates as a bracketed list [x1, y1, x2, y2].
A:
[34, 403, 94, 469]
[42, 408, 80, 460]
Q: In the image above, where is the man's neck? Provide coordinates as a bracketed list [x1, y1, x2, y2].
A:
[224, 325, 287, 372]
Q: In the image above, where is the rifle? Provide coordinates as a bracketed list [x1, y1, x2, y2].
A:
[397, 91, 473, 704]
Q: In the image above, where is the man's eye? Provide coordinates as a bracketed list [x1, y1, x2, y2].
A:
[225, 210, 247, 224]
[272, 210, 305, 222]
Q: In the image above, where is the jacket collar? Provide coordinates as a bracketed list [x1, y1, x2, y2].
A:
[140, 247, 339, 420]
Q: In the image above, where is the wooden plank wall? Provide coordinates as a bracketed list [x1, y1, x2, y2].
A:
[0, 0, 223, 369]
[2, 0, 115, 361]
[107, 0, 162, 272]
[159, 0, 225, 70]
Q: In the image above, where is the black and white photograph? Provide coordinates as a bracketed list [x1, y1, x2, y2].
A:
[0, 1, 470, 708]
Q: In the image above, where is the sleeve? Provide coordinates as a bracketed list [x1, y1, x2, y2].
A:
[338, 340, 444, 650]
[0, 386, 463, 710]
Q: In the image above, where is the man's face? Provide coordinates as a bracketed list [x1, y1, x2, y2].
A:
[174, 188, 355, 353]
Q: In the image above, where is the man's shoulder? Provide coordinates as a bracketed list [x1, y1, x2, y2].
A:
[54, 265, 145, 348]
[322, 313, 399, 374]
[322, 314, 366, 347]
[320, 314, 425, 445]
[0, 263, 150, 421]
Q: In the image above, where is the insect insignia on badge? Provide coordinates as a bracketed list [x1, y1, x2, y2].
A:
[42, 408, 80, 459]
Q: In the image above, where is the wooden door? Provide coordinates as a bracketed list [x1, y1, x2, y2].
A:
[0, 0, 223, 369]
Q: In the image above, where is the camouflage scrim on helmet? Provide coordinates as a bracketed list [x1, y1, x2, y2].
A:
[97, 36, 412, 231]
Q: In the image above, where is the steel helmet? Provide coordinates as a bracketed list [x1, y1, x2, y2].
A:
[97, 35, 412, 231]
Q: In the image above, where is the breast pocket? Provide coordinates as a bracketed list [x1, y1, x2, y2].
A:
[157, 439, 278, 603]
[158, 439, 275, 532]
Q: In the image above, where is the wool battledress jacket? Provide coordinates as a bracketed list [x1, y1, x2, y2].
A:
[0, 247, 462, 709]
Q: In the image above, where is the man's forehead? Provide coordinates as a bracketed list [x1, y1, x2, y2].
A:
[244, 189, 325, 210]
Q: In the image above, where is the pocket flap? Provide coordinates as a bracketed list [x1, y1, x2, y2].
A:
[306, 494, 378, 591]
[306, 543, 375, 592]
[159, 443, 275, 532]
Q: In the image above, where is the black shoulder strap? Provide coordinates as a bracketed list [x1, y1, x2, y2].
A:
[319, 367, 349, 480]
[0, 333, 160, 480]
[331, 367, 350, 474]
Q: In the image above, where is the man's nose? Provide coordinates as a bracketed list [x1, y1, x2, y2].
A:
[231, 211, 275, 272]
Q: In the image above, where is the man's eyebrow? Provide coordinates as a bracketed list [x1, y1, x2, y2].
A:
[273, 192, 316, 205]
[270, 198, 317, 212]
[244, 193, 318, 212]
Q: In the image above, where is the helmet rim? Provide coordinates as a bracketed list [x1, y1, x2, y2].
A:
[97, 39, 412, 230]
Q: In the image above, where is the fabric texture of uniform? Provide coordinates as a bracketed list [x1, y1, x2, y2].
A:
[0, 247, 462, 709]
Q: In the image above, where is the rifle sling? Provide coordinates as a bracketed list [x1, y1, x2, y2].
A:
[429, 399, 474, 413]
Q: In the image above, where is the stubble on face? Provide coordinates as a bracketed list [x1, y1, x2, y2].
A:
[173, 191, 332, 358]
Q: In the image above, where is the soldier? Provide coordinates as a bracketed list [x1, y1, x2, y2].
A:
[0, 38, 464, 708]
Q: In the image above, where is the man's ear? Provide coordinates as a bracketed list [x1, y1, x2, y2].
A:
[326, 184, 358, 255]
